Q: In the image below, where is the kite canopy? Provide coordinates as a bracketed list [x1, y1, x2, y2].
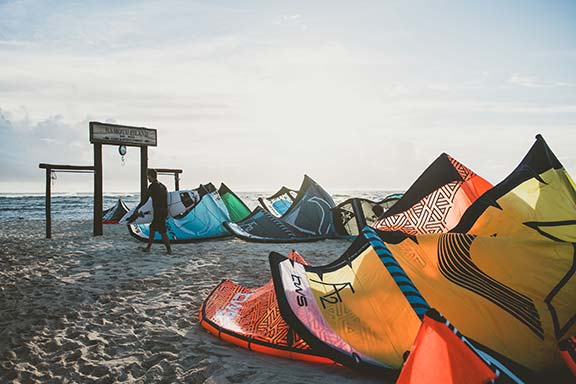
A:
[119, 188, 202, 225]
[396, 309, 498, 384]
[373, 153, 493, 235]
[269, 232, 417, 372]
[128, 183, 232, 243]
[269, 135, 576, 381]
[452, 134, 576, 242]
[218, 183, 251, 222]
[199, 251, 333, 364]
[333, 194, 403, 238]
[259, 186, 298, 217]
[269, 228, 567, 380]
[224, 175, 337, 243]
[102, 199, 130, 224]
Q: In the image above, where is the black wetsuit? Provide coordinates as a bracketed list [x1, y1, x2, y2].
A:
[148, 180, 168, 234]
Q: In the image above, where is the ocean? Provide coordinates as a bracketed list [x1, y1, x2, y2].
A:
[0, 190, 400, 221]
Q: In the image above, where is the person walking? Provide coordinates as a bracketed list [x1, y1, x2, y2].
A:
[129, 168, 172, 254]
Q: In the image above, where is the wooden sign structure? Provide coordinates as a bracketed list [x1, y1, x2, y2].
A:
[39, 163, 95, 239]
[89, 122, 157, 147]
[39, 122, 183, 238]
[90, 122, 157, 236]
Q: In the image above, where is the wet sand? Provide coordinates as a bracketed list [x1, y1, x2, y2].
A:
[0, 220, 387, 383]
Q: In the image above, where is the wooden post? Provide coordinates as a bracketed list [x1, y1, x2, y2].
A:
[140, 146, 148, 202]
[94, 143, 103, 236]
[45, 168, 52, 239]
[155, 169, 183, 191]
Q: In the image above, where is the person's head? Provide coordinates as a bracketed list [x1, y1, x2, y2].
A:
[147, 168, 158, 183]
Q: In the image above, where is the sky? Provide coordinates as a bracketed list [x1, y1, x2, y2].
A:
[0, 0, 575, 193]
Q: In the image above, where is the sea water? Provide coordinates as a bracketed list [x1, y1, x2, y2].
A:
[0, 191, 401, 221]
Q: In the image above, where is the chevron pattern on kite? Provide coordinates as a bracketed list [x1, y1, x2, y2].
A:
[447, 155, 476, 181]
[204, 278, 316, 350]
[374, 181, 462, 235]
[244, 282, 294, 345]
[203, 280, 244, 316]
[202, 251, 317, 352]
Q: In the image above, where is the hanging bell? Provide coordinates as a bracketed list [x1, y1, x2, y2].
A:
[118, 145, 127, 166]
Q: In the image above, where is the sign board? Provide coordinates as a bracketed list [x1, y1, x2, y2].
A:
[89, 122, 157, 147]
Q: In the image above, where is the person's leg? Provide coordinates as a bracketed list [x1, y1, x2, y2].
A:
[144, 228, 155, 251]
[156, 218, 171, 254]
[161, 232, 172, 254]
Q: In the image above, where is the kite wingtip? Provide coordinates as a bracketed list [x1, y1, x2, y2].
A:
[535, 133, 543, 141]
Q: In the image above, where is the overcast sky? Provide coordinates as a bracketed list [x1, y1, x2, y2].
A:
[1, 0, 575, 193]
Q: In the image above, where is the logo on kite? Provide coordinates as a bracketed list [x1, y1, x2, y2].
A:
[340, 210, 355, 225]
[291, 274, 308, 307]
[217, 292, 253, 321]
[309, 280, 356, 309]
[243, 220, 259, 232]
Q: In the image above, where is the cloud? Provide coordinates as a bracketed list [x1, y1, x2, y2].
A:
[275, 14, 309, 30]
[0, 108, 90, 177]
[1, 1, 575, 192]
[508, 73, 575, 88]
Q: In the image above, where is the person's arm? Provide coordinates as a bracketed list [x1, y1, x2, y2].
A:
[127, 186, 151, 223]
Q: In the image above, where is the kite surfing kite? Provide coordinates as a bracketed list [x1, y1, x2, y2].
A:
[332, 193, 403, 238]
[199, 251, 333, 364]
[259, 186, 298, 217]
[373, 153, 493, 235]
[269, 135, 575, 382]
[224, 175, 337, 243]
[452, 134, 576, 242]
[102, 199, 130, 224]
[120, 188, 201, 224]
[218, 183, 251, 222]
[129, 183, 248, 243]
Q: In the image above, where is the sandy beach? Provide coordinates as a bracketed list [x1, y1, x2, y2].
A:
[0, 219, 386, 383]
